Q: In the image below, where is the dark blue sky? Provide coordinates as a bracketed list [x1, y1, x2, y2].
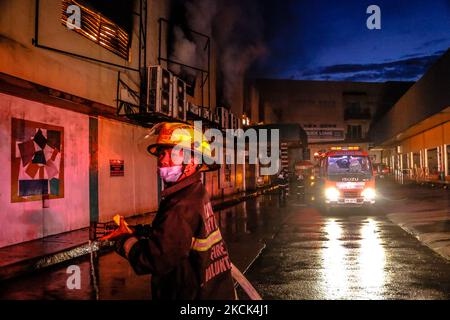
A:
[252, 0, 450, 82]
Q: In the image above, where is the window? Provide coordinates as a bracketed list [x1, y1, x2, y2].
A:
[327, 156, 372, 176]
[412, 152, 420, 168]
[61, 0, 130, 60]
[346, 102, 362, 113]
[427, 148, 439, 174]
[346, 125, 362, 140]
[401, 154, 408, 170]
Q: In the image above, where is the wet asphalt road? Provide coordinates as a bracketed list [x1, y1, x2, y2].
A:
[241, 186, 450, 300]
[1, 180, 450, 300]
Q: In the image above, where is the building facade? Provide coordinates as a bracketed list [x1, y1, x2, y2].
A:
[246, 79, 412, 164]
[0, 0, 246, 248]
[369, 49, 450, 182]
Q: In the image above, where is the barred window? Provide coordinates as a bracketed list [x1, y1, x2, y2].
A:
[61, 0, 130, 60]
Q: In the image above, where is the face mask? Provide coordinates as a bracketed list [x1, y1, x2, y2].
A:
[158, 166, 183, 183]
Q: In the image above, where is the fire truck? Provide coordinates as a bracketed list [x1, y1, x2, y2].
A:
[318, 147, 376, 207]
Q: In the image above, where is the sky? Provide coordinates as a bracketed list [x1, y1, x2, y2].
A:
[250, 0, 450, 82]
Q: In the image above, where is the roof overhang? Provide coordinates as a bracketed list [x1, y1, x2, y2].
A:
[377, 106, 450, 148]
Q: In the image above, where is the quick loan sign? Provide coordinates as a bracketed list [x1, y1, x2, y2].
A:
[305, 128, 345, 143]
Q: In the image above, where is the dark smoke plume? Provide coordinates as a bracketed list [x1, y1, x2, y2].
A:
[170, 0, 267, 106]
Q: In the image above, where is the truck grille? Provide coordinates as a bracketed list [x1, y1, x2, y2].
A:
[343, 191, 360, 198]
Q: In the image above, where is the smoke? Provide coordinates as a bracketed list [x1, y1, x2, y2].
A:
[212, 1, 267, 105]
[185, 0, 218, 37]
[170, 26, 198, 77]
[170, 0, 267, 105]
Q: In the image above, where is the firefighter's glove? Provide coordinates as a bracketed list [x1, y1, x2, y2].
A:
[99, 216, 133, 241]
[114, 234, 135, 258]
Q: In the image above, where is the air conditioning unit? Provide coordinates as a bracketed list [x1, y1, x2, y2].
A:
[212, 113, 220, 124]
[229, 113, 237, 130]
[188, 102, 201, 117]
[216, 107, 229, 129]
[172, 76, 187, 121]
[201, 107, 211, 121]
[147, 65, 173, 116]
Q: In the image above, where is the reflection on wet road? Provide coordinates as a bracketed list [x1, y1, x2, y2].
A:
[0, 249, 152, 300]
[243, 202, 450, 300]
[321, 219, 349, 299]
[320, 218, 386, 299]
[358, 219, 386, 299]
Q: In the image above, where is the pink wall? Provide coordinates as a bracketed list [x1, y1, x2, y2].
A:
[0, 93, 90, 248]
[0, 93, 247, 248]
[98, 118, 159, 222]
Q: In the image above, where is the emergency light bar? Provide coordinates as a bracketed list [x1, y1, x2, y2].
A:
[330, 146, 361, 151]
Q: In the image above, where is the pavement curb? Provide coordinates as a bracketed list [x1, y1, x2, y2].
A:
[387, 212, 450, 262]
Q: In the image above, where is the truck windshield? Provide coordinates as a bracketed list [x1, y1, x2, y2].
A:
[327, 156, 372, 176]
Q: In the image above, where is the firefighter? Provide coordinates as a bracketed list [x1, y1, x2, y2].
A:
[103, 122, 236, 300]
[295, 172, 305, 200]
[277, 168, 289, 199]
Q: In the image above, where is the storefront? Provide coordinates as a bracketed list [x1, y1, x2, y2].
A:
[370, 49, 450, 183]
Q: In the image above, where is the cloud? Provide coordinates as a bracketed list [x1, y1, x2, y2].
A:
[415, 38, 450, 51]
[291, 52, 446, 82]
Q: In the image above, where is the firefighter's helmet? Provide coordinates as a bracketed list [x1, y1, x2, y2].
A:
[140, 122, 218, 172]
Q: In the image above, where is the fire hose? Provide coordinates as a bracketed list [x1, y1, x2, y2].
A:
[231, 263, 262, 300]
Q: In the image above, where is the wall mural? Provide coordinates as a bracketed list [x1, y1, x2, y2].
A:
[11, 118, 64, 202]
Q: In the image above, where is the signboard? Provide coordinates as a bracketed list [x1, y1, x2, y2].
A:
[110, 160, 124, 177]
[304, 128, 345, 143]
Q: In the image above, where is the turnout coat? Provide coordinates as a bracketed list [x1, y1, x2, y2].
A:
[116, 172, 236, 300]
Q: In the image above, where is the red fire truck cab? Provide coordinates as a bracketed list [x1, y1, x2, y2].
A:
[318, 147, 376, 207]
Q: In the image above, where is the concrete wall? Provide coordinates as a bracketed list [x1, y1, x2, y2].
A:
[370, 49, 450, 145]
[0, 93, 90, 248]
[398, 122, 449, 153]
[247, 79, 411, 164]
[0, 93, 161, 248]
[252, 80, 398, 126]
[258, 80, 345, 128]
[249, 79, 411, 144]
[98, 118, 158, 222]
[0, 0, 171, 108]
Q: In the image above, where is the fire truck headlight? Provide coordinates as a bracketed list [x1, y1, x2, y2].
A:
[362, 188, 376, 200]
[325, 187, 340, 202]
